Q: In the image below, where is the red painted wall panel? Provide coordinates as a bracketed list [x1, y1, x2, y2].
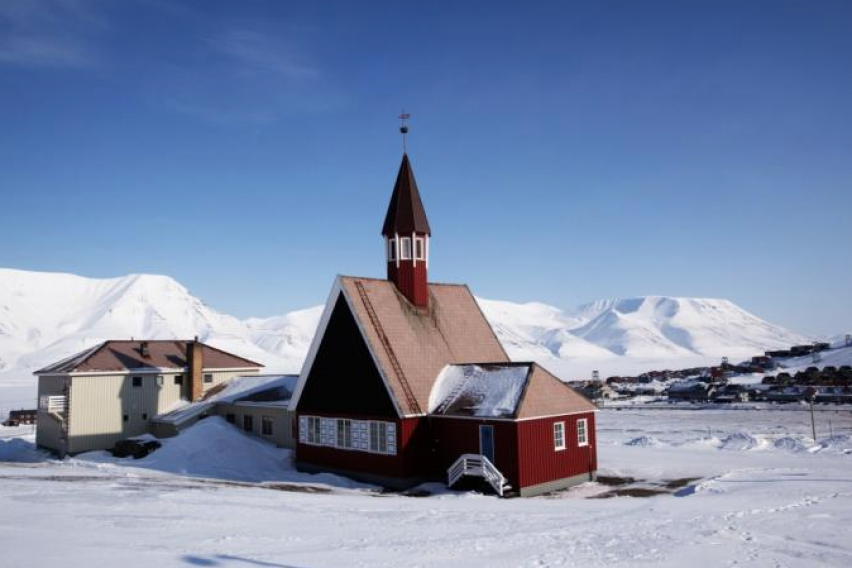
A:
[295, 414, 428, 481]
[516, 412, 597, 489]
[387, 260, 428, 307]
[429, 417, 519, 489]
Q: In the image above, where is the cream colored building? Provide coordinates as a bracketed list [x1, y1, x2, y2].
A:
[35, 339, 262, 455]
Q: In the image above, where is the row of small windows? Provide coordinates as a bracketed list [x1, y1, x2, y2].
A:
[387, 237, 426, 262]
[123, 413, 148, 422]
[130, 374, 213, 387]
[299, 416, 397, 455]
[553, 418, 588, 451]
[225, 413, 275, 437]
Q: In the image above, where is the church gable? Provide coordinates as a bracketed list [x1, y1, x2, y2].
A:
[297, 294, 398, 417]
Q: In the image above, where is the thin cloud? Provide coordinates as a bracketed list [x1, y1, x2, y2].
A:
[214, 29, 320, 80]
[0, 0, 109, 68]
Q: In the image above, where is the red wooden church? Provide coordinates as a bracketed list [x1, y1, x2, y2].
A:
[290, 150, 597, 497]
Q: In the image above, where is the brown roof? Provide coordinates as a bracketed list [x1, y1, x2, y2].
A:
[340, 276, 508, 415]
[381, 154, 431, 236]
[429, 362, 597, 419]
[516, 364, 598, 418]
[35, 340, 263, 374]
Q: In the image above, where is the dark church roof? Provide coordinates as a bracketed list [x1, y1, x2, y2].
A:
[381, 154, 431, 236]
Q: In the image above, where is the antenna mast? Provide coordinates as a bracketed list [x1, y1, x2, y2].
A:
[398, 111, 411, 153]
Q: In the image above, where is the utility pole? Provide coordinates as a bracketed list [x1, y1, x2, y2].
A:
[805, 387, 817, 444]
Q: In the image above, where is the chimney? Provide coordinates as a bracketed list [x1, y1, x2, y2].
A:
[186, 336, 203, 402]
[139, 341, 150, 358]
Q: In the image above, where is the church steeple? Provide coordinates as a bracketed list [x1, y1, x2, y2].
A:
[382, 153, 431, 308]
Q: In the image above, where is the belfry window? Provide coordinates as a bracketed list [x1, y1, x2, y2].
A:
[388, 239, 397, 261]
[400, 237, 412, 260]
[414, 237, 425, 260]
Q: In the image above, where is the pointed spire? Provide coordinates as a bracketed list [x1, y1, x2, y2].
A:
[381, 154, 431, 237]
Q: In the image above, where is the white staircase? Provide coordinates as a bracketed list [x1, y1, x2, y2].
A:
[447, 453, 512, 497]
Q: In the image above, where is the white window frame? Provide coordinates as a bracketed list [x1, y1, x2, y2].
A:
[554, 421, 566, 451]
[400, 237, 412, 260]
[414, 237, 425, 261]
[299, 416, 395, 455]
[577, 418, 588, 447]
[387, 239, 397, 262]
[307, 416, 321, 444]
[336, 419, 353, 449]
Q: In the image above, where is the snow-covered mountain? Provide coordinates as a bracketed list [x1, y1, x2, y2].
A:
[0, 268, 811, 394]
[481, 296, 810, 379]
[0, 268, 319, 385]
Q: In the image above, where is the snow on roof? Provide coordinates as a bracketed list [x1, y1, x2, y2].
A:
[153, 375, 297, 426]
[429, 364, 531, 418]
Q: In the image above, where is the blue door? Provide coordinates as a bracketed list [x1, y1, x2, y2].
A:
[479, 425, 495, 462]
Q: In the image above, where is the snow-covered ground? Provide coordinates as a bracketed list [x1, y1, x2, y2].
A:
[2, 407, 851, 567]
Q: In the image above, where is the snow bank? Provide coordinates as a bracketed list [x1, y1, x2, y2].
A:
[0, 436, 47, 463]
[625, 436, 666, 447]
[75, 417, 374, 489]
[78, 417, 291, 482]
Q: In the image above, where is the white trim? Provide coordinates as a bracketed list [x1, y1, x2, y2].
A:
[395, 234, 400, 269]
[387, 238, 397, 262]
[287, 277, 405, 418]
[400, 237, 412, 260]
[414, 235, 425, 263]
[553, 421, 566, 451]
[425, 236, 429, 269]
[577, 418, 589, 447]
[412, 232, 416, 267]
[299, 414, 396, 455]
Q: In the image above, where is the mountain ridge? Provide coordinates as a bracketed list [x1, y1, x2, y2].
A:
[0, 268, 812, 390]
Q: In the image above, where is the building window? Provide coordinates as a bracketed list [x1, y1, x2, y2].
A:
[123, 414, 129, 422]
[400, 237, 412, 260]
[298, 416, 394, 454]
[388, 239, 397, 262]
[142, 413, 148, 421]
[336, 419, 352, 448]
[203, 374, 213, 384]
[577, 418, 589, 447]
[369, 421, 396, 454]
[225, 413, 235, 424]
[132, 376, 143, 387]
[243, 415, 254, 432]
[262, 416, 273, 436]
[305, 416, 321, 444]
[554, 421, 566, 451]
[174, 375, 183, 386]
[415, 237, 425, 260]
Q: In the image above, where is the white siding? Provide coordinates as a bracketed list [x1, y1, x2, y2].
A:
[214, 403, 295, 449]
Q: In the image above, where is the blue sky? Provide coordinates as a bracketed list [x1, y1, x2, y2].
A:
[0, 0, 850, 336]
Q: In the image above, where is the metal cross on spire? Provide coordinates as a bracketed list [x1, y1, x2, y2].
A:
[398, 111, 411, 154]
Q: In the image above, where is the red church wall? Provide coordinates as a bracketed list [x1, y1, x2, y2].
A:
[515, 412, 597, 489]
[295, 414, 432, 483]
[428, 417, 520, 489]
[387, 260, 428, 307]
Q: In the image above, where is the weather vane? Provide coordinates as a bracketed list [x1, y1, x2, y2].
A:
[399, 111, 411, 153]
